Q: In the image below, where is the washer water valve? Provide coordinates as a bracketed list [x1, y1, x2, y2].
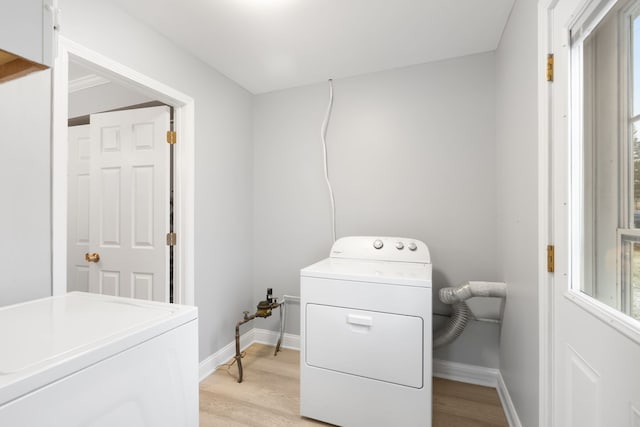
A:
[234, 288, 284, 382]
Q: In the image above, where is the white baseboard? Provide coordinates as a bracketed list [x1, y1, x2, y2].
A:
[433, 359, 522, 427]
[199, 328, 299, 382]
[496, 371, 522, 427]
[200, 332, 521, 427]
[433, 358, 499, 387]
[253, 328, 300, 350]
[198, 329, 255, 382]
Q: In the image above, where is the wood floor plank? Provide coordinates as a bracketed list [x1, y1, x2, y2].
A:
[432, 377, 508, 426]
[199, 344, 508, 427]
[433, 377, 503, 406]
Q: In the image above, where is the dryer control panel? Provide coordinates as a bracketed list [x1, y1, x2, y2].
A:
[329, 236, 430, 264]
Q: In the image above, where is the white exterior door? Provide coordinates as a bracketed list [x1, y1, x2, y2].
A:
[68, 106, 170, 302]
[546, 1, 640, 426]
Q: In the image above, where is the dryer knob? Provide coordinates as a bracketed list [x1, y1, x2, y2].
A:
[407, 242, 417, 251]
[373, 239, 384, 250]
[395, 241, 404, 250]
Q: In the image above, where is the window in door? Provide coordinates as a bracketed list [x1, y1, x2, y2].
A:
[577, 0, 640, 321]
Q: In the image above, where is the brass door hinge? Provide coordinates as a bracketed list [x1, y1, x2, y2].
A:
[546, 54, 554, 82]
[166, 232, 177, 246]
[166, 130, 177, 145]
[547, 245, 555, 273]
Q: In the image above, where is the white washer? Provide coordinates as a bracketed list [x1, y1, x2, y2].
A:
[300, 236, 432, 427]
[0, 292, 198, 427]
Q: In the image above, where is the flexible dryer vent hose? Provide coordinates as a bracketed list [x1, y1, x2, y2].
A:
[433, 281, 507, 349]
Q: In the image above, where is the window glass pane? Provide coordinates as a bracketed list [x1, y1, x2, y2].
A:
[622, 235, 640, 320]
[580, 10, 619, 307]
[633, 242, 640, 320]
[633, 120, 640, 228]
[634, 15, 640, 116]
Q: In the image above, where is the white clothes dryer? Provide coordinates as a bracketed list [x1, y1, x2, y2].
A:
[300, 236, 432, 427]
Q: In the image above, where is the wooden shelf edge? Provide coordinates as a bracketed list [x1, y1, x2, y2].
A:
[0, 49, 48, 84]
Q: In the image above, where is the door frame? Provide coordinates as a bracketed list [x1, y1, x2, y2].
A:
[51, 36, 195, 305]
[538, 2, 556, 425]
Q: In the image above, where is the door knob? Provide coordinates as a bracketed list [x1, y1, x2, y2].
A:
[85, 252, 100, 263]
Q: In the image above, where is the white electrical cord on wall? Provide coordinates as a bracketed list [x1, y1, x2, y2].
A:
[321, 79, 336, 242]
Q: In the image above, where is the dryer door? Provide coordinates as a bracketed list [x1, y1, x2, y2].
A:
[305, 304, 424, 388]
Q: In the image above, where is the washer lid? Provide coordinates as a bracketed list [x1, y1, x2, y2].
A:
[0, 292, 197, 406]
[301, 258, 432, 287]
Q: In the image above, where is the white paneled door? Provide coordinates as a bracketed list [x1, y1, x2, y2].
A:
[68, 106, 170, 302]
[68, 124, 91, 293]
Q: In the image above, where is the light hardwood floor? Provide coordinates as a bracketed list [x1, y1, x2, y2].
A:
[199, 344, 508, 427]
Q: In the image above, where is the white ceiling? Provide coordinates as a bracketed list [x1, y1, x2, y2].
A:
[109, 0, 515, 94]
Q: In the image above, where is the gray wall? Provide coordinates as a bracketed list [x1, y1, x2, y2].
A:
[0, 71, 52, 306]
[1, 3, 542, 400]
[59, 0, 255, 361]
[495, 0, 539, 425]
[253, 53, 502, 368]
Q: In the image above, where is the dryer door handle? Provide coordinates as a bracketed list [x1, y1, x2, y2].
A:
[346, 314, 373, 327]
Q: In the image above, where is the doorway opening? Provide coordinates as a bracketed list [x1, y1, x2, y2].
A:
[52, 37, 195, 305]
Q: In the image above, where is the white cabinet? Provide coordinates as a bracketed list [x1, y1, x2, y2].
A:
[0, 0, 56, 70]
